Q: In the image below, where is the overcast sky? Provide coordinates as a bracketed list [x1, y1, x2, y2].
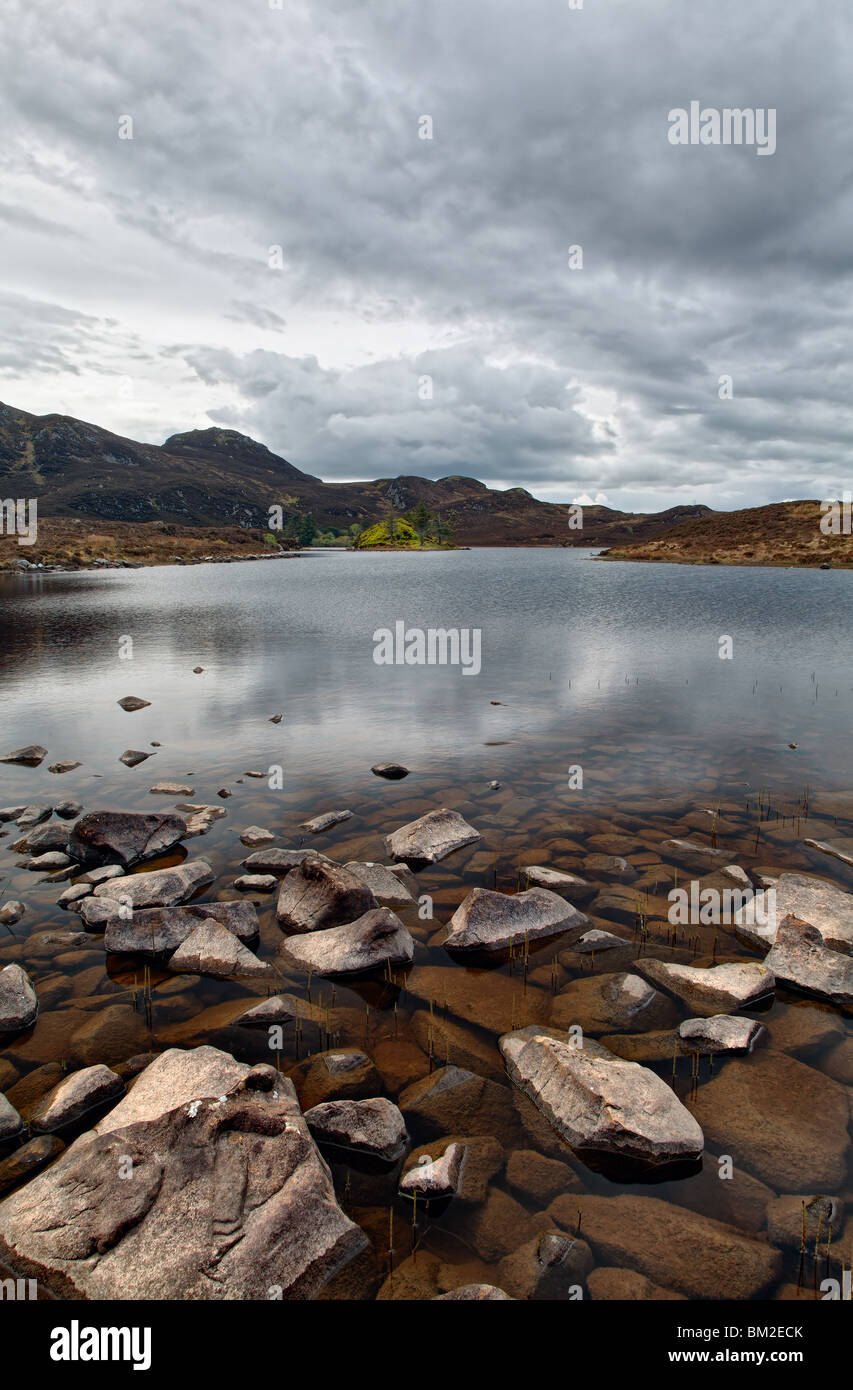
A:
[1, 0, 851, 511]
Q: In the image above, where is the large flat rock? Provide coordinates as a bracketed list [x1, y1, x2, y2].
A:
[385, 808, 481, 865]
[635, 959, 774, 1016]
[69, 811, 187, 869]
[278, 907, 414, 976]
[499, 1026, 704, 1167]
[551, 971, 679, 1035]
[93, 859, 214, 909]
[105, 901, 259, 956]
[736, 872, 853, 952]
[0, 1051, 367, 1299]
[444, 886, 588, 952]
[764, 917, 853, 1007]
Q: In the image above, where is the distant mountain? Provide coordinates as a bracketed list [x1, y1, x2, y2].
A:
[0, 400, 712, 547]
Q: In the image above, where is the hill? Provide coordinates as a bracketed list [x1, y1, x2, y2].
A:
[0, 398, 713, 553]
[597, 500, 853, 568]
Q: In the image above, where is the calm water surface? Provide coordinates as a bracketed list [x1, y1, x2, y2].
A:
[1, 549, 852, 1299]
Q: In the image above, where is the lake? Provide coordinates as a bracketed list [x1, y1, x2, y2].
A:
[1, 548, 852, 1299]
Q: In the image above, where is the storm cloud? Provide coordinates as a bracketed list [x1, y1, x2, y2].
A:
[1, 0, 851, 509]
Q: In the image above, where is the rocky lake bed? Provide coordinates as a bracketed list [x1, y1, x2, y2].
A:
[2, 736, 853, 1302]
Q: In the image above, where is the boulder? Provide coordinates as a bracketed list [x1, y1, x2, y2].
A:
[0, 964, 38, 1033]
[169, 918, 270, 979]
[401, 1135, 503, 1205]
[444, 886, 588, 952]
[385, 807, 481, 866]
[499, 1026, 704, 1166]
[104, 901, 259, 956]
[26, 852, 73, 872]
[93, 859, 214, 909]
[17, 823, 69, 853]
[371, 763, 409, 779]
[117, 696, 150, 711]
[343, 861, 415, 907]
[0, 1052, 367, 1298]
[69, 811, 187, 868]
[764, 917, 853, 1007]
[635, 959, 774, 1015]
[276, 858, 376, 932]
[0, 902, 25, 927]
[30, 1065, 124, 1133]
[305, 1098, 408, 1161]
[278, 907, 414, 976]
[548, 1193, 781, 1300]
[736, 873, 853, 952]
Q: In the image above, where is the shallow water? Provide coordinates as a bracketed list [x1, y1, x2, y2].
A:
[1, 549, 852, 1299]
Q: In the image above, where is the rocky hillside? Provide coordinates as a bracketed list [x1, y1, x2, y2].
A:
[0, 400, 713, 549]
[597, 500, 853, 568]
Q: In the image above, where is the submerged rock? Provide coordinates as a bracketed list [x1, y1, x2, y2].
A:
[278, 907, 414, 976]
[30, 1065, 124, 1134]
[444, 886, 587, 952]
[551, 971, 678, 1035]
[0, 1049, 367, 1299]
[690, 1048, 849, 1190]
[434, 1285, 512, 1300]
[0, 964, 38, 1034]
[0, 1136, 64, 1198]
[305, 1098, 408, 1161]
[276, 858, 376, 932]
[764, 916, 853, 1007]
[93, 859, 214, 909]
[169, 918, 271, 979]
[299, 809, 353, 834]
[766, 1193, 844, 1250]
[385, 807, 481, 865]
[0, 745, 47, 766]
[0, 901, 25, 927]
[497, 1230, 593, 1300]
[104, 901, 259, 956]
[659, 839, 730, 873]
[550, 1194, 780, 1301]
[635, 959, 774, 1015]
[499, 1026, 703, 1166]
[69, 810, 187, 868]
[48, 761, 81, 775]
